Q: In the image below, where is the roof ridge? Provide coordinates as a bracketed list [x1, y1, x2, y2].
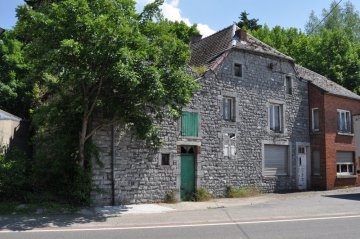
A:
[246, 33, 294, 61]
[191, 24, 234, 46]
[295, 64, 360, 100]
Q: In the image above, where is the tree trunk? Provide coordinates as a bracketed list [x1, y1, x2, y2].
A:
[78, 111, 88, 168]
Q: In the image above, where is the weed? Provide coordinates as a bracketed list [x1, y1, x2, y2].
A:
[164, 191, 177, 203]
[226, 186, 262, 198]
[194, 187, 212, 202]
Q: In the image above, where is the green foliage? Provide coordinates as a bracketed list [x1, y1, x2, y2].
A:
[249, 1, 360, 94]
[192, 65, 208, 77]
[11, 0, 198, 205]
[226, 186, 262, 198]
[0, 30, 33, 118]
[194, 187, 212, 202]
[237, 11, 262, 31]
[164, 191, 177, 203]
[0, 148, 31, 201]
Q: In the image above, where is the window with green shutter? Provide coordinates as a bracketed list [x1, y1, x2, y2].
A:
[181, 111, 198, 137]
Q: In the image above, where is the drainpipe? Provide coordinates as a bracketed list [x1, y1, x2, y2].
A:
[111, 125, 115, 206]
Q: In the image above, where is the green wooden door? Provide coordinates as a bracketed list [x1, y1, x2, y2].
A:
[180, 153, 195, 201]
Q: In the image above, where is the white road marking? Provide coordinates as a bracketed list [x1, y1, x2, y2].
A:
[2, 214, 360, 233]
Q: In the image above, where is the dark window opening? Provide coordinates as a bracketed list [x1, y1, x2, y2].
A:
[285, 76, 292, 94]
[161, 154, 170, 165]
[234, 63, 242, 77]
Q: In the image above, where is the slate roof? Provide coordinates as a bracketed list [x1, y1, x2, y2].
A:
[190, 24, 294, 69]
[0, 109, 21, 121]
[295, 64, 360, 101]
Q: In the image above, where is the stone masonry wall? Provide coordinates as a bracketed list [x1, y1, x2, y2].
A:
[91, 49, 310, 205]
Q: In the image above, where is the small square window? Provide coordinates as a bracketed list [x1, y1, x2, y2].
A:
[285, 76, 292, 94]
[161, 154, 170, 165]
[234, 63, 242, 77]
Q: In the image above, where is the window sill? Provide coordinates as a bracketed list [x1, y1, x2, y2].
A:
[336, 174, 357, 179]
[223, 120, 237, 125]
[337, 132, 354, 136]
[263, 174, 289, 178]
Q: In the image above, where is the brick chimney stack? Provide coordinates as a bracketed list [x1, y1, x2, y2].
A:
[235, 29, 247, 42]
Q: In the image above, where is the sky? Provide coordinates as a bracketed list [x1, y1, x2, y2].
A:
[1, 0, 360, 37]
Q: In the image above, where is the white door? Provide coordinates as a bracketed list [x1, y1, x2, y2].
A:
[297, 146, 307, 190]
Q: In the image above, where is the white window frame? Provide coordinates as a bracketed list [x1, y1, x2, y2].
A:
[223, 133, 236, 158]
[234, 63, 243, 78]
[336, 151, 354, 176]
[337, 109, 351, 134]
[312, 108, 320, 132]
[269, 103, 283, 133]
[223, 96, 235, 121]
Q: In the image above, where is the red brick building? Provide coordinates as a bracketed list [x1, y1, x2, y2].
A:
[297, 65, 360, 189]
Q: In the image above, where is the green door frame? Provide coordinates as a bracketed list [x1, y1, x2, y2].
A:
[180, 153, 196, 201]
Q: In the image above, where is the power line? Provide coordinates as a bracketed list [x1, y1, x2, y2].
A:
[308, 0, 343, 34]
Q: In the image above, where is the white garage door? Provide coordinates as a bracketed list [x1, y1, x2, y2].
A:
[264, 145, 289, 176]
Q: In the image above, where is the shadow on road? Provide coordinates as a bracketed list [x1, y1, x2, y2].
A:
[0, 210, 123, 231]
[324, 193, 360, 201]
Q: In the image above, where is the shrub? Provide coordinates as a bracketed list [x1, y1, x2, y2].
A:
[0, 148, 31, 201]
[194, 187, 212, 202]
[164, 191, 177, 203]
[226, 186, 262, 198]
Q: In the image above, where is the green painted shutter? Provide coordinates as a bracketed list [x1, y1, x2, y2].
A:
[181, 112, 198, 137]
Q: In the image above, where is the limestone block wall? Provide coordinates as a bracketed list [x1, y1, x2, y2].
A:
[91, 49, 310, 205]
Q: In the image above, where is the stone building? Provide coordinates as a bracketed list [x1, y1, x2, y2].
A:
[91, 25, 312, 205]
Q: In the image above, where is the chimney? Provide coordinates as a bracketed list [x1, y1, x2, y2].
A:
[235, 29, 247, 42]
[190, 34, 202, 44]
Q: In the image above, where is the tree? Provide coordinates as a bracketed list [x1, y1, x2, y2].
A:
[250, 1, 360, 94]
[305, 1, 360, 41]
[16, 0, 197, 170]
[0, 30, 33, 118]
[237, 11, 262, 31]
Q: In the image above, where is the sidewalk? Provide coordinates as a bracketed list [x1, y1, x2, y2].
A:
[1, 187, 360, 231]
[94, 186, 360, 216]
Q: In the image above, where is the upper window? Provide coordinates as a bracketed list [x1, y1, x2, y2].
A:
[223, 97, 235, 121]
[234, 63, 242, 77]
[336, 151, 354, 176]
[264, 144, 289, 176]
[181, 111, 198, 137]
[269, 103, 283, 133]
[285, 76, 292, 95]
[337, 109, 351, 134]
[312, 108, 320, 132]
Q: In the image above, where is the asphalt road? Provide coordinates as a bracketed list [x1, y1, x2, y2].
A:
[1, 188, 360, 239]
[1, 215, 360, 239]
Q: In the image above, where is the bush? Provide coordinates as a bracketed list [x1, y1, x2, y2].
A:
[0, 148, 31, 201]
[164, 191, 177, 203]
[226, 186, 262, 198]
[194, 187, 212, 202]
